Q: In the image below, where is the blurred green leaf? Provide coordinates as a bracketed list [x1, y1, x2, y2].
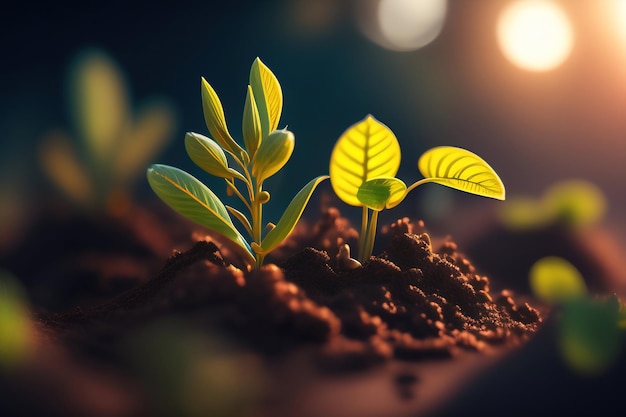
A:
[529, 256, 587, 305]
[560, 297, 622, 375]
[543, 179, 607, 228]
[0, 270, 32, 368]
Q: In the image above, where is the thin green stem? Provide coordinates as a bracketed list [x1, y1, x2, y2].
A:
[225, 179, 252, 213]
[362, 209, 379, 263]
[406, 178, 436, 194]
[358, 206, 369, 262]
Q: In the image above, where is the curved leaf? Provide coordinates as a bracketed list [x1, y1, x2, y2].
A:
[329, 115, 401, 206]
[200, 77, 245, 158]
[242, 85, 262, 158]
[357, 177, 407, 211]
[184, 132, 243, 180]
[146, 164, 254, 264]
[417, 146, 505, 200]
[252, 129, 294, 183]
[259, 175, 329, 254]
[250, 57, 283, 137]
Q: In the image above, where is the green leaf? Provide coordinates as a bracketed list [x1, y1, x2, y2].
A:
[226, 205, 253, 237]
[69, 48, 129, 165]
[560, 297, 622, 375]
[529, 256, 587, 305]
[259, 175, 329, 254]
[357, 177, 407, 211]
[185, 132, 244, 181]
[200, 77, 246, 159]
[329, 115, 401, 207]
[146, 164, 254, 264]
[242, 85, 263, 158]
[542, 179, 607, 228]
[252, 129, 294, 183]
[113, 98, 176, 184]
[249, 57, 283, 137]
[417, 146, 505, 200]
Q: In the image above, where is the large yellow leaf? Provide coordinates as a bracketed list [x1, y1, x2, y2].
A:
[329, 115, 401, 206]
[417, 146, 505, 200]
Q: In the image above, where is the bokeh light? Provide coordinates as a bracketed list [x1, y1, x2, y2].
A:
[359, 0, 448, 51]
[497, 0, 574, 71]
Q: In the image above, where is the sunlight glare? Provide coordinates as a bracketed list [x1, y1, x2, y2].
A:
[497, 0, 574, 71]
[376, 0, 447, 51]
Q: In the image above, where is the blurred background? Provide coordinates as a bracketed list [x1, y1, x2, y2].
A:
[1, 0, 625, 258]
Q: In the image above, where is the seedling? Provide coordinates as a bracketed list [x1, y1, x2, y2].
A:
[39, 48, 176, 215]
[147, 58, 328, 269]
[529, 257, 625, 375]
[329, 115, 505, 263]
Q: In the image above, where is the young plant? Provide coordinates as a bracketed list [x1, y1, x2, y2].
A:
[329, 115, 505, 263]
[147, 58, 328, 269]
[39, 48, 176, 215]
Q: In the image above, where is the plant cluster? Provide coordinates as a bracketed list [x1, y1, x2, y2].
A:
[149, 60, 506, 268]
[40, 48, 176, 214]
[147, 58, 327, 268]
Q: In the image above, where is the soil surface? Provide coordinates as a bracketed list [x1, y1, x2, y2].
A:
[1, 204, 547, 417]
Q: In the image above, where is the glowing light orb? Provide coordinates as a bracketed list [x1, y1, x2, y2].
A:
[497, 0, 574, 72]
[376, 0, 448, 51]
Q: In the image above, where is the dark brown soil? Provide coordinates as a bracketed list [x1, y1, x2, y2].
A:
[2, 205, 544, 417]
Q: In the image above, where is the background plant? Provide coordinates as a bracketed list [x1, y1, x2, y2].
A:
[147, 58, 327, 269]
[529, 256, 625, 375]
[38, 48, 177, 215]
[329, 115, 505, 263]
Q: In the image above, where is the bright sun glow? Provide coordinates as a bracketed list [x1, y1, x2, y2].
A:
[497, 0, 574, 72]
[612, 0, 626, 43]
[377, 0, 447, 51]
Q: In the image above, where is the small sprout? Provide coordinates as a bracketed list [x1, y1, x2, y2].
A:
[336, 243, 362, 270]
[148, 58, 327, 269]
[329, 115, 505, 263]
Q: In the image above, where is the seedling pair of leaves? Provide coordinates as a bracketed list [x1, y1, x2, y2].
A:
[39, 48, 176, 214]
[530, 257, 626, 375]
[147, 58, 327, 269]
[329, 115, 506, 263]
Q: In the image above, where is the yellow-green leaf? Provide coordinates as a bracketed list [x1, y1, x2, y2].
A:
[242, 85, 262, 158]
[0, 270, 33, 368]
[184, 132, 243, 180]
[69, 48, 130, 164]
[249, 57, 282, 137]
[417, 146, 505, 200]
[226, 205, 253, 237]
[329, 115, 401, 207]
[113, 98, 176, 183]
[201, 77, 245, 158]
[259, 176, 329, 254]
[252, 129, 294, 183]
[357, 177, 407, 211]
[39, 132, 95, 206]
[147, 164, 254, 265]
[542, 179, 607, 228]
[529, 256, 587, 305]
